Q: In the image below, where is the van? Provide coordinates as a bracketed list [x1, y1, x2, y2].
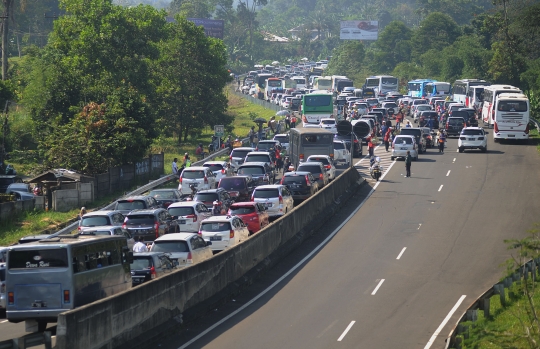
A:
[399, 128, 427, 153]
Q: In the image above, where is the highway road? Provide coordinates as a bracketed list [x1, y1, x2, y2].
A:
[157, 129, 540, 349]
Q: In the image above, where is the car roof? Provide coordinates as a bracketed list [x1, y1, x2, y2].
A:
[133, 252, 166, 257]
[201, 216, 235, 223]
[80, 226, 119, 231]
[307, 155, 331, 159]
[230, 202, 258, 207]
[167, 201, 201, 208]
[154, 233, 197, 241]
[120, 195, 150, 200]
[254, 185, 283, 189]
[284, 171, 311, 176]
[83, 210, 119, 217]
[126, 208, 163, 215]
[247, 151, 271, 155]
[394, 135, 415, 139]
[259, 140, 278, 143]
[182, 166, 207, 171]
[232, 147, 255, 151]
[203, 161, 227, 165]
[463, 127, 483, 130]
[195, 189, 222, 194]
[274, 134, 288, 137]
[149, 188, 178, 192]
[239, 162, 268, 167]
[298, 162, 324, 167]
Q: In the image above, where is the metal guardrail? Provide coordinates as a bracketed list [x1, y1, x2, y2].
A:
[445, 258, 538, 349]
[229, 87, 286, 113]
[0, 331, 52, 349]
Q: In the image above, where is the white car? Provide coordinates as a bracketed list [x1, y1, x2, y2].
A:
[202, 160, 229, 183]
[332, 141, 351, 167]
[251, 185, 294, 217]
[319, 118, 337, 133]
[199, 216, 250, 252]
[353, 103, 369, 115]
[413, 105, 433, 122]
[150, 233, 213, 267]
[79, 226, 135, 250]
[391, 135, 418, 161]
[306, 155, 337, 180]
[178, 166, 217, 195]
[229, 147, 255, 169]
[167, 201, 213, 233]
[458, 127, 487, 153]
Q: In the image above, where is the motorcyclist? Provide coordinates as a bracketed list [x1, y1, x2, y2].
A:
[438, 129, 446, 153]
[369, 156, 382, 179]
[212, 200, 222, 215]
[283, 156, 292, 173]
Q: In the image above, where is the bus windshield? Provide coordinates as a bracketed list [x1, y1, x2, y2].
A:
[382, 77, 398, 85]
[304, 95, 332, 107]
[498, 101, 528, 112]
[268, 80, 281, 87]
[408, 83, 421, 91]
[9, 249, 69, 269]
[366, 78, 379, 87]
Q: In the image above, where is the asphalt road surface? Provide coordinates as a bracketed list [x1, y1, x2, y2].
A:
[157, 129, 540, 349]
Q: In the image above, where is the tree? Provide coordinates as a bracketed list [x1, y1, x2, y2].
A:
[369, 21, 412, 73]
[410, 12, 461, 62]
[325, 41, 365, 81]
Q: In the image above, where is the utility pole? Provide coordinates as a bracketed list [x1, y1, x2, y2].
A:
[0, 10, 9, 81]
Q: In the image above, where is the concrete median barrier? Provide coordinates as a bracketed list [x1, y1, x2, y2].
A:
[56, 168, 364, 349]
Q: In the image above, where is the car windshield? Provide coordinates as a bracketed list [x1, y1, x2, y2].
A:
[125, 215, 155, 225]
[81, 216, 110, 227]
[194, 193, 218, 202]
[462, 129, 484, 136]
[238, 166, 264, 175]
[298, 165, 322, 174]
[130, 257, 152, 270]
[149, 191, 176, 199]
[246, 155, 270, 162]
[254, 189, 279, 198]
[274, 136, 289, 143]
[395, 137, 413, 144]
[117, 200, 146, 210]
[321, 120, 335, 125]
[231, 150, 251, 158]
[449, 118, 464, 125]
[168, 206, 195, 217]
[308, 157, 330, 165]
[152, 241, 189, 253]
[418, 105, 431, 110]
[181, 170, 205, 179]
[219, 178, 246, 190]
[230, 206, 256, 214]
[257, 143, 275, 150]
[333, 142, 345, 150]
[200, 222, 232, 232]
[203, 164, 224, 172]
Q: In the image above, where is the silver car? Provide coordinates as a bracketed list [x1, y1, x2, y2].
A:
[251, 185, 294, 217]
[79, 226, 135, 250]
[391, 135, 418, 161]
[229, 147, 255, 169]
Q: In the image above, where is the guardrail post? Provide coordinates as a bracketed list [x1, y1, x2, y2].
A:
[466, 309, 477, 322]
[494, 284, 506, 305]
[454, 335, 462, 349]
[483, 297, 490, 318]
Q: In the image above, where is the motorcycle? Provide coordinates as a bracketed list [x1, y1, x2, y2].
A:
[369, 157, 383, 181]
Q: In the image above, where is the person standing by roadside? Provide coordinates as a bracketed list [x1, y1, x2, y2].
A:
[367, 133, 375, 157]
[291, 114, 297, 128]
[405, 150, 412, 177]
[384, 127, 392, 152]
[172, 158, 179, 176]
[248, 126, 256, 147]
[78, 207, 87, 220]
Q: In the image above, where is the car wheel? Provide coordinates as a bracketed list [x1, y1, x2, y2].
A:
[458, 147, 464, 153]
[482, 146, 487, 153]
[414, 155, 418, 161]
[391, 156, 395, 161]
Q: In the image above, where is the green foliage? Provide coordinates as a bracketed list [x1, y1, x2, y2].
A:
[370, 21, 412, 73]
[325, 41, 365, 82]
[411, 13, 462, 62]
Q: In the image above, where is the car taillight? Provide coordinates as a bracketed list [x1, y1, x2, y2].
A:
[299, 153, 304, 160]
[122, 223, 127, 230]
[186, 214, 197, 222]
[279, 195, 283, 205]
[150, 266, 157, 279]
[229, 155, 232, 161]
[78, 226, 81, 231]
[64, 290, 70, 303]
[250, 194, 254, 201]
[494, 122, 499, 133]
[445, 122, 449, 129]
[187, 252, 193, 264]
[324, 165, 331, 169]
[319, 173, 323, 180]
[154, 221, 159, 238]
[204, 176, 208, 184]
[230, 229, 235, 238]
[8, 292, 14, 305]
[179, 177, 182, 184]
[221, 169, 225, 174]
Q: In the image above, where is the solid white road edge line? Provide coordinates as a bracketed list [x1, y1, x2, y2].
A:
[177, 164, 390, 349]
[423, 295, 467, 349]
[0, 320, 7, 324]
[371, 279, 385, 295]
[446, 170, 451, 177]
[438, 185, 443, 192]
[396, 247, 407, 260]
[337, 321, 356, 342]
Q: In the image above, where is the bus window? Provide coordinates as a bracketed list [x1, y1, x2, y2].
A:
[304, 95, 332, 107]
[302, 134, 332, 144]
[9, 249, 68, 269]
[498, 101, 527, 112]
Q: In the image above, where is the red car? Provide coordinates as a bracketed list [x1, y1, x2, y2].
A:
[228, 202, 270, 235]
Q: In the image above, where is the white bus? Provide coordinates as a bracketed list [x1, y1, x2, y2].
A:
[364, 75, 399, 96]
[6, 235, 133, 332]
[468, 86, 487, 112]
[452, 79, 489, 107]
[291, 76, 306, 89]
[493, 93, 530, 141]
[425, 82, 451, 97]
[481, 85, 522, 127]
[314, 76, 332, 91]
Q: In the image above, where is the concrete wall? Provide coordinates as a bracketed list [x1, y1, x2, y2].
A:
[56, 168, 363, 349]
[52, 183, 94, 212]
[0, 197, 44, 220]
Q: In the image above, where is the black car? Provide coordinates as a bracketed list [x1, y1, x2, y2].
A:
[148, 189, 183, 208]
[115, 195, 161, 215]
[334, 134, 363, 157]
[280, 171, 319, 201]
[218, 175, 257, 202]
[446, 117, 466, 137]
[193, 188, 234, 214]
[123, 208, 178, 241]
[0, 175, 22, 193]
[130, 252, 176, 286]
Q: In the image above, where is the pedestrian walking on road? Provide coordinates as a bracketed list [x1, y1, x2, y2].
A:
[384, 127, 392, 152]
[405, 151, 412, 178]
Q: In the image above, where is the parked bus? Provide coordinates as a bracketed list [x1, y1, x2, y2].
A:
[255, 73, 273, 99]
[265, 77, 283, 101]
[302, 92, 333, 125]
[6, 235, 133, 332]
[425, 82, 451, 97]
[364, 75, 399, 96]
[407, 79, 437, 98]
[493, 93, 530, 141]
[469, 85, 486, 112]
[314, 77, 332, 91]
[289, 128, 334, 169]
[452, 79, 489, 107]
[481, 85, 522, 127]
